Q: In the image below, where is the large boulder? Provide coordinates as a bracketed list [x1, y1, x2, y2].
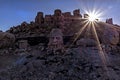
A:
[100, 23, 119, 45]
[76, 38, 97, 47]
[0, 32, 15, 48]
[94, 22, 120, 46]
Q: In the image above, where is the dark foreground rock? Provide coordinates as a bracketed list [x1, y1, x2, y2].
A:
[0, 47, 120, 80]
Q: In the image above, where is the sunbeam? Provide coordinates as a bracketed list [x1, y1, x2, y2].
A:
[91, 21, 110, 77]
[91, 22, 107, 66]
[70, 20, 90, 47]
[84, 8, 104, 22]
[69, 8, 111, 77]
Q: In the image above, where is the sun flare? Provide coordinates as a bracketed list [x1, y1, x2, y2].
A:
[85, 9, 103, 22]
[88, 13, 98, 21]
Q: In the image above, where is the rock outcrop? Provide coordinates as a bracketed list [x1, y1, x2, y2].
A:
[99, 22, 119, 45]
[0, 32, 15, 49]
[76, 38, 97, 47]
[103, 27, 119, 45]
[6, 9, 120, 47]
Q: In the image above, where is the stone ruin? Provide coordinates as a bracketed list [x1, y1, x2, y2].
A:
[7, 9, 118, 37]
[18, 40, 28, 50]
[73, 9, 82, 18]
[44, 15, 53, 25]
[48, 28, 64, 52]
[106, 18, 113, 24]
[0, 32, 15, 49]
[0, 32, 15, 55]
[7, 9, 85, 37]
[35, 12, 44, 24]
[0, 9, 119, 80]
[4, 9, 120, 54]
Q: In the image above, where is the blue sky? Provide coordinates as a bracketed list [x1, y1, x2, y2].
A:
[0, 0, 120, 31]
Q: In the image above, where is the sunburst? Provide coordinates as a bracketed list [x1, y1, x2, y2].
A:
[71, 9, 110, 75]
[88, 12, 98, 21]
[85, 8, 103, 22]
[86, 10, 108, 68]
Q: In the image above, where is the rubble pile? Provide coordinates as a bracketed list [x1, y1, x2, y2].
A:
[5, 9, 120, 49]
[3, 9, 90, 37]
[0, 47, 119, 80]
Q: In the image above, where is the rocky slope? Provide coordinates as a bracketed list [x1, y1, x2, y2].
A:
[0, 9, 120, 80]
[0, 47, 120, 80]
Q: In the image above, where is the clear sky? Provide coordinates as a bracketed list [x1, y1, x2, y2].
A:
[0, 0, 120, 31]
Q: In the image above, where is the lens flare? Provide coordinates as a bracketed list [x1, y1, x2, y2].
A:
[85, 9, 103, 22]
[88, 12, 98, 21]
[70, 8, 110, 77]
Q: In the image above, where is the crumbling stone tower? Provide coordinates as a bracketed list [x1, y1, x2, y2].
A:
[53, 9, 65, 29]
[54, 9, 62, 16]
[73, 9, 82, 18]
[63, 12, 72, 26]
[106, 18, 113, 24]
[44, 15, 53, 26]
[35, 12, 44, 24]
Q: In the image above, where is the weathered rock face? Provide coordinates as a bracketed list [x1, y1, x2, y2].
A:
[0, 49, 85, 80]
[18, 40, 28, 49]
[73, 9, 82, 18]
[63, 12, 71, 17]
[0, 47, 120, 80]
[102, 25, 119, 45]
[1, 9, 120, 80]
[35, 12, 44, 24]
[0, 32, 15, 48]
[106, 18, 113, 24]
[76, 38, 97, 47]
[48, 28, 64, 51]
[44, 15, 53, 25]
[6, 9, 120, 47]
[21, 21, 28, 26]
[53, 10, 65, 30]
[54, 9, 62, 16]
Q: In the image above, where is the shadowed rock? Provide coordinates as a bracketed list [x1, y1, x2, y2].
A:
[0, 32, 15, 48]
[76, 38, 97, 47]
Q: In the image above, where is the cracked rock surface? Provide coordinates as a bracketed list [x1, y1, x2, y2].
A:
[0, 47, 120, 80]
